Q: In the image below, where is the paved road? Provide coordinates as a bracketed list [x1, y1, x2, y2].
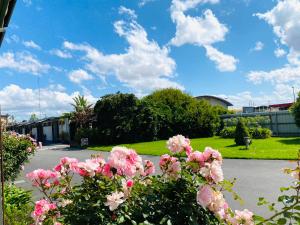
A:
[16, 146, 295, 217]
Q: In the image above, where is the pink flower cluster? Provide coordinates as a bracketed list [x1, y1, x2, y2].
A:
[26, 169, 59, 189]
[187, 147, 223, 184]
[108, 147, 143, 177]
[167, 134, 192, 155]
[226, 209, 254, 225]
[159, 154, 181, 179]
[32, 199, 57, 223]
[197, 185, 228, 218]
[144, 160, 155, 176]
[54, 157, 78, 175]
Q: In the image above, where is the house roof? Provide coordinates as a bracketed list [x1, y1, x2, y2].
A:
[269, 103, 293, 108]
[195, 95, 233, 106]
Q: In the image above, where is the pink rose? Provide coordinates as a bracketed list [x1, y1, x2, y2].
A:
[197, 185, 214, 207]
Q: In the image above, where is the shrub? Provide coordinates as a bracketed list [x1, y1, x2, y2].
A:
[234, 119, 250, 145]
[249, 128, 272, 139]
[220, 127, 272, 139]
[220, 126, 236, 138]
[26, 135, 254, 225]
[144, 88, 220, 138]
[91, 89, 220, 146]
[4, 185, 33, 225]
[94, 93, 140, 145]
[3, 132, 36, 181]
[223, 116, 270, 128]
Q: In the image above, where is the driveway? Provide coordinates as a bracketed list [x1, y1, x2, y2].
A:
[15, 145, 295, 217]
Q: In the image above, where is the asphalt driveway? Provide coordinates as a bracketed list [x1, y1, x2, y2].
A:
[15, 145, 295, 217]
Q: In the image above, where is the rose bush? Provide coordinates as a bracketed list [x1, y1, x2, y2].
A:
[3, 131, 37, 181]
[27, 135, 299, 225]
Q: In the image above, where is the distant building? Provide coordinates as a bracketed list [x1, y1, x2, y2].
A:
[195, 95, 233, 109]
[242, 103, 293, 113]
[7, 117, 70, 144]
[0, 114, 9, 131]
[242, 105, 269, 113]
[269, 103, 293, 111]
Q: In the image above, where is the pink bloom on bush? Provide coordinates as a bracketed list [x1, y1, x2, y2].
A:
[167, 135, 192, 154]
[203, 147, 222, 163]
[210, 161, 224, 183]
[197, 185, 226, 216]
[108, 147, 143, 177]
[102, 163, 113, 177]
[159, 154, 181, 179]
[27, 147, 32, 153]
[72, 159, 99, 177]
[143, 160, 155, 176]
[227, 209, 254, 225]
[187, 151, 205, 171]
[126, 179, 134, 188]
[54, 157, 79, 175]
[32, 199, 57, 222]
[26, 169, 59, 188]
[197, 185, 214, 207]
[105, 191, 125, 211]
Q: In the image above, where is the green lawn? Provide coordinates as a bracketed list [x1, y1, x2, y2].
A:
[88, 136, 300, 160]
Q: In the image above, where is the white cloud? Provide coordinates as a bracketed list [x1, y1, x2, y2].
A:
[138, 0, 157, 7]
[204, 45, 238, 72]
[274, 48, 286, 57]
[287, 49, 300, 66]
[256, 0, 300, 52]
[23, 40, 41, 50]
[63, 15, 183, 95]
[68, 69, 93, 84]
[252, 41, 264, 51]
[0, 52, 51, 75]
[22, 0, 32, 6]
[118, 6, 137, 19]
[169, 0, 237, 72]
[170, 8, 226, 46]
[247, 0, 300, 88]
[50, 49, 72, 59]
[218, 84, 298, 108]
[248, 66, 300, 84]
[0, 84, 97, 121]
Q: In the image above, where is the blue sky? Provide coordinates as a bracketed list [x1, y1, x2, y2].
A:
[1, 0, 300, 120]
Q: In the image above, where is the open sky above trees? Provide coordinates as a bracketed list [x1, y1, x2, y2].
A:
[1, 0, 300, 120]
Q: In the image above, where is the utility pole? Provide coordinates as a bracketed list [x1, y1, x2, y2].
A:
[0, 105, 4, 225]
[292, 86, 296, 103]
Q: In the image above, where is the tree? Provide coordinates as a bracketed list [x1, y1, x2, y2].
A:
[292, 92, 300, 127]
[144, 88, 219, 138]
[234, 119, 250, 145]
[29, 113, 39, 122]
[94, 93, 139, 144]
[71, 95, 93, 128]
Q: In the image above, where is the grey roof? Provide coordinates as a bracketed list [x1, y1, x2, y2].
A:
[195, 95, 233, 106]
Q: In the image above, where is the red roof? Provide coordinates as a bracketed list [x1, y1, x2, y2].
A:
[269, 103, 293, 108]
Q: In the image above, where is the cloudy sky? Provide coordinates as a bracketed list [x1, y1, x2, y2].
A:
[1, 0, 300, 120]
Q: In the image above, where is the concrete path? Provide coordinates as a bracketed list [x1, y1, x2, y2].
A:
[15, 145, 295, 217]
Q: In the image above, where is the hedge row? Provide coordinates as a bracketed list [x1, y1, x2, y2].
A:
[220, 126, 272, 139]
[74, 89, 229, 146]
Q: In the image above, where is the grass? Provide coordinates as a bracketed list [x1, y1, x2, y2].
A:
[88, 136, 300, 160]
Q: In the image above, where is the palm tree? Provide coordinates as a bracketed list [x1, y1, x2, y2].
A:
[71, 95, 93, 128]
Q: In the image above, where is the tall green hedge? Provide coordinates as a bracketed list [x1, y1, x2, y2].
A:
[85, 89, 221, 145]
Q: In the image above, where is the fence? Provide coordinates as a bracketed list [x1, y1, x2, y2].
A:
[221, 110, 300, 137]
